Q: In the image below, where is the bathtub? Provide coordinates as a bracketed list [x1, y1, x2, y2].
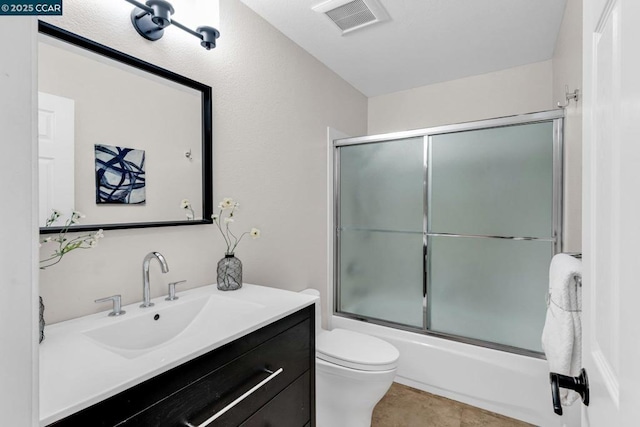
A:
[331, 315, 581, 427]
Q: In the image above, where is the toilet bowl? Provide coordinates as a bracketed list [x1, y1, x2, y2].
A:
[300, 289, 399, 427]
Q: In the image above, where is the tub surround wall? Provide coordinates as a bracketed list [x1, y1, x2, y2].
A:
[39, 0, 367, 324]
[552, 0, 583, 253]
[0, 18, 39, 425]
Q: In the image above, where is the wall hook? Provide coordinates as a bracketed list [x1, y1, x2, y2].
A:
[185, 149, 193, 161]
[557, 85, 580, 109]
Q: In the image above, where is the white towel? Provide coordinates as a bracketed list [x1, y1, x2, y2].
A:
[541, 253, 582, 406]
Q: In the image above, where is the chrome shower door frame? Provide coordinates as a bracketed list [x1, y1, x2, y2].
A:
[333, 110, 565, 357]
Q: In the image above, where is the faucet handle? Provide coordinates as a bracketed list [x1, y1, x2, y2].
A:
[95, 294, 126, 317]
[166, 280, 186, 301]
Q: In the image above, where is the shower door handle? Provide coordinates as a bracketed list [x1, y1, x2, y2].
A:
[423, 256, 428, 297]
[422, 234, 429, 300]
[423, 241, 428, 298]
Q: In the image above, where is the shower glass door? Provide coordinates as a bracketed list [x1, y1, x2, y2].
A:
[334, 111, 563, 355]
[427, 123, 557, 352]
[337, 137, 425, 328]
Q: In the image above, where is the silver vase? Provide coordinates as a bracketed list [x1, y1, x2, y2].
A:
[217, 253, 242, 291]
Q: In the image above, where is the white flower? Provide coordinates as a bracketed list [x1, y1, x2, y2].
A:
[220, 197, 235, 209]
[180, 199, 191, 209]
[45, 209, 63, 226]
[210, 197, 260, 255]
[70, 211, 85, 224]
[40, 210, 105, 270]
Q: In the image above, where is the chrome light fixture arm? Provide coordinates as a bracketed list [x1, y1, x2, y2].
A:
[125, 0, 220, 50]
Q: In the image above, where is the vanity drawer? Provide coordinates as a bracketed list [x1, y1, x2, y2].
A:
[239, 371, 311, 427]
[125, 318, 311, 426]
[49, 305, 314, 427]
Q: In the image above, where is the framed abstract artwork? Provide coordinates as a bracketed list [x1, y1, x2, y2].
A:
[95, 144, 146, 204]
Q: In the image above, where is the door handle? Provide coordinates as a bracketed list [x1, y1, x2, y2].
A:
[549, 368, 589, 415]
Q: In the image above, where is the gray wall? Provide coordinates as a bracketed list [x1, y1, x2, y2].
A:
[367, 60, 554, 134]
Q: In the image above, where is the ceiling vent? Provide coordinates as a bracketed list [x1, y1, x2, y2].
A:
[313, 0, 390, 35]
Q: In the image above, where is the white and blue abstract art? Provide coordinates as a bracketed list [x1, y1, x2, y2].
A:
[95, 144, 146, 204]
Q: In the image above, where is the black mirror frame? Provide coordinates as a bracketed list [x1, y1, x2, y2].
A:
[38, 21, 213, 234]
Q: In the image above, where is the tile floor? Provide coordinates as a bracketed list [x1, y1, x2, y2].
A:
[372, 383, 534, 427]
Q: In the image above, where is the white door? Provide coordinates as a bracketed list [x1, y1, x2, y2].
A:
[38, 92, 75, 226]
[582, 0, 640, 424]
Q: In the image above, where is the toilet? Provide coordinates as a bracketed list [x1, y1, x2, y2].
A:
[300, 289, 400, 427]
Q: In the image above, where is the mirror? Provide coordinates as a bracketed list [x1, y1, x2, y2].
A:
[38, 22, 213, 233]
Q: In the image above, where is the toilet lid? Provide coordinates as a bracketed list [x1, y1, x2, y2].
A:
[316, 329, 399, 371]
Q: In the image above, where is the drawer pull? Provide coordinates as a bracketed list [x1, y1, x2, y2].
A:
[185, 368, 284, 427]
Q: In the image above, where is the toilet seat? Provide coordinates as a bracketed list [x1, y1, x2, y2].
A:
[316, 328, 399, 371]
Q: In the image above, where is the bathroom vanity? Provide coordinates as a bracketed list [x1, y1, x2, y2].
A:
[40, 285, 316, 426]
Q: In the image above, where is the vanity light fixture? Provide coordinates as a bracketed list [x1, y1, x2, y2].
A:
[125, 0, 220, 50]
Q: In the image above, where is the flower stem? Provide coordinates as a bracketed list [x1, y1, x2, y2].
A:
[213, 210, 231, 252]
[230, 232, 249, 253]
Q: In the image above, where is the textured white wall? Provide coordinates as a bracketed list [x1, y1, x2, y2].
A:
[39, 0, 367, 323]
[367, 60, 553, 134]
[0, 18, 39, 426]
[553, 0, 583, 252]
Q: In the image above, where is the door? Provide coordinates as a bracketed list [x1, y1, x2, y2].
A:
[582, 0, 640, 424]
[38, 92, 74, 226]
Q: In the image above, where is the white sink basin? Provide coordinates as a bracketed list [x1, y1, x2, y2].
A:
[83, 294, 264, 359]
[40, 284, 318, 426]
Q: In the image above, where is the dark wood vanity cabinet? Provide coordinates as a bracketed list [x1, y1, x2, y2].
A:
[49, 305, 315, 427]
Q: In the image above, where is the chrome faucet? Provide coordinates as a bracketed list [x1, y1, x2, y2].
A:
[141, 251, 169, 308]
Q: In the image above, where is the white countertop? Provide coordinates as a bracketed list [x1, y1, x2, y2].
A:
[39, 284, 317, 426]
